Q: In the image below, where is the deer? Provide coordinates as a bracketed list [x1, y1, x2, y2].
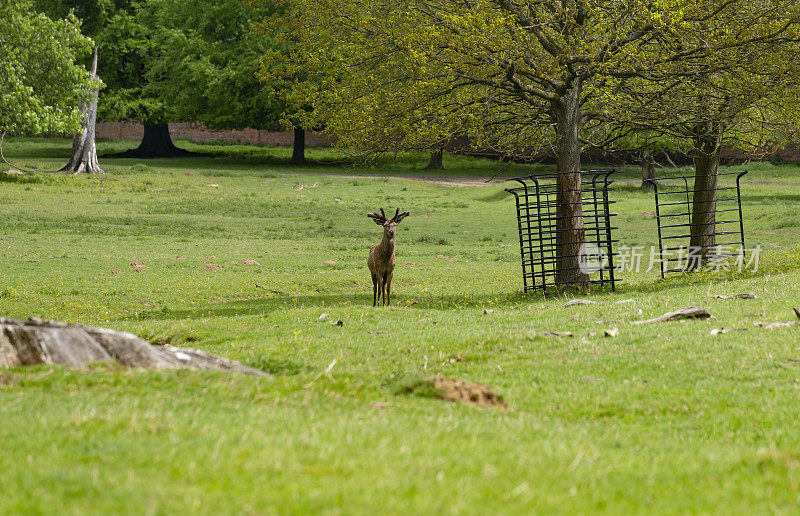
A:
[367, 207, 410, 306]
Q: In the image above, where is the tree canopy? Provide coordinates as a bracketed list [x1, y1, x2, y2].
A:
[32, 0, 183, 157]
[34, 0, 163, 125]
[605, 5, 800, 264]
[1, 0, 96, 135]
[269, 0, 800, 156]
[144, 0, 283, 131]
[37, 0, 303, 158]
[266, 0, 800, 284]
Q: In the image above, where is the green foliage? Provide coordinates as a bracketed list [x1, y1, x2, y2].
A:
[144, 0, 285, 130]
[605, 3, 800, 156]
[36, 0, 290, 130]
[250, 0, 318, 132]
[34, 0, 165, 124]
[96, 7, 164, 123]
[0, 0, 96, 134]
[261, 0, 800, 159]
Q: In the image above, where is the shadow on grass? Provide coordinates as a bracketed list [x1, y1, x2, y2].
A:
[100, 154, 356, 173]
[129, 291, 542, 321]
[2, 137, 550, 178]
[614, 253, 800, 295]
[128, 258, 800, 323]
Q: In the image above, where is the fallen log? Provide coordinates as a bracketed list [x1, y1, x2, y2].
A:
[0, 317, 267, 376]
[632, 307, 712, 324]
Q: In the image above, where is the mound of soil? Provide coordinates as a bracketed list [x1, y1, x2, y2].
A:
[396, 376, 505, 407]
[430, 376, 505, 407]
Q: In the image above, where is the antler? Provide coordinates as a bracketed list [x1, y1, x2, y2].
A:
[392, 207, 410, 223]
[367, 208, 387, 225]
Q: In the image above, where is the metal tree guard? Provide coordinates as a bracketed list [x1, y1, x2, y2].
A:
[645, 170, 747, 277]
[506, 170, 618, 294]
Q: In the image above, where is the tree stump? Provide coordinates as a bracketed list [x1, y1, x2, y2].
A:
[60, 46, 105, 175]
[0, 317, 267, 376]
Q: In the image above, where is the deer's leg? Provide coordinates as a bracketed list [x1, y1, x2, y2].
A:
[385, 271, 393, 306]
[382, 272, 389, 306]
[371, 273, 378, 307]
[376, 275, 384, 306]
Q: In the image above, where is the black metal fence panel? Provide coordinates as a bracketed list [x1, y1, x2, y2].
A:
[506, 170, 618, 294]
[645, 171, 747, 277]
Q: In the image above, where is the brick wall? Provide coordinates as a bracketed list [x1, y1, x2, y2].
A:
[95, 121, 335, 148]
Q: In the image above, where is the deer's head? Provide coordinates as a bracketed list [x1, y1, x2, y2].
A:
[367, 207, 410, 240]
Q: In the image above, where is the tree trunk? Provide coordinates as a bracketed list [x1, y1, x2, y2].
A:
[425, 149, 444, 170]
[291, 127, 306, 165]
[130, 124, 190, 158]
[553, 82, 589, 289]
[61, 46, 104, 174]
[688, 137, 721, 270]
[105, 122, 192, 159]
[640, 151, 655, 189]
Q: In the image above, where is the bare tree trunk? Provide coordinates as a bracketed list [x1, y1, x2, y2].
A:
[291, 127, 306, 165]
[640, 151, 655, 189]
[553, 82, 589, 289]
[425, 149, 444, 170]
[61, 46, 104, 174]
[688, 130, 722, 270]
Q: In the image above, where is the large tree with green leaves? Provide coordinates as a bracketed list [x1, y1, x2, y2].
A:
[1, 0, 95, 137]
[33, 0, 184, 157]
[270, 0, 800, 287]
[250, 0, 324, 164]
[142, 0, 307, 160]
[39, 0, 305, 161]
[607, 9, 800, 266]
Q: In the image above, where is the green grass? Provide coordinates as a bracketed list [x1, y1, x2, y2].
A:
[2, 137, 800, 514]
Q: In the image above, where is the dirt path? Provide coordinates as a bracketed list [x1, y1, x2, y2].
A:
[333, 173, 511, 188]
[614, 177, 800, 187]
[329, 172, 800, 188]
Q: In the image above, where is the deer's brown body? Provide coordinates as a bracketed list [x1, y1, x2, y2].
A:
[367, 207, 409, 306]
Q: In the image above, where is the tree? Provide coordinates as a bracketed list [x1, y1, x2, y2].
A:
[270, 0, 800, 285]
[425, 149, 444, 170]
[43, 0, 302, 161]
[0, 0, 95, 137]
[607, 6, 800, 266]
[252, 0, 334, 165]
[142, 0, 309, 161]
[34, 0, 192, 157]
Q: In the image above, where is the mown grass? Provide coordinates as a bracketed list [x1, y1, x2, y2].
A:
[1, 137, 800, 514]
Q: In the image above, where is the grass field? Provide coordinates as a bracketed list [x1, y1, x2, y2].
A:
[2, 137, 800, 514]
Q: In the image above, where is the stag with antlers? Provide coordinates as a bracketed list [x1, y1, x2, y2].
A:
[367, 207, 410, 306]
